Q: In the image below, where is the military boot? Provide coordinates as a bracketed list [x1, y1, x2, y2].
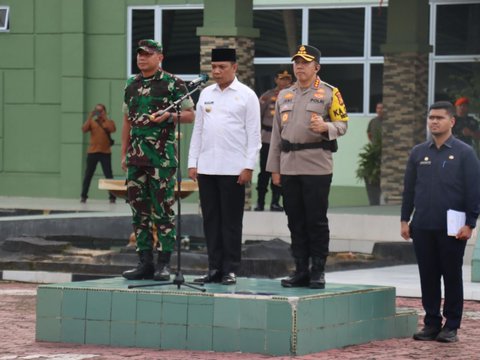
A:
[122, 250, 154, 280]
[154, 251, 172, 281]
[281, 258, 310, 287]
[309, 257, 326, 289]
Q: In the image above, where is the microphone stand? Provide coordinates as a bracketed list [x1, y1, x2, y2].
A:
[129, 82, 205, 292]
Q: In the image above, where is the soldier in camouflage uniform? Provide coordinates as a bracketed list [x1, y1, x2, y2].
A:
[121, 39, 195, 281]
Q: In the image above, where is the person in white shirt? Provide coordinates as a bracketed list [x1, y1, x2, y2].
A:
[188, 48, 261, 285]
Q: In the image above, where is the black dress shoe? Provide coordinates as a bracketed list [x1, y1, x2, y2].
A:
[281, 271, 310, 288]
[436, 327, 458, 343]
[221, 272, 237, 285]
[194, 269, 222, 283]
[254, 204, 264, 211]
[270, 203, 284, 212]
[413, 325, 442, 341]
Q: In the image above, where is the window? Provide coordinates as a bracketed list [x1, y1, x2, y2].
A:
[0, 6, 9, 31]
[435, 3, 480, 56]
[127, 4, 388, 113]
[430, 1, 480, 114]
[253, 5, 387, 114]
[309, 8, 365, 57]
[254, 10, 302, 57]
[255, 64, 294, 96]
[322, 64, 364, 113]
[434, 62, 479, 102]
[161, 10, 202, 75]
[127, 6, 203, 79]
[369, 64, 384, 113]
[371, 6, 388, 57]
[130, 9, 156, 74]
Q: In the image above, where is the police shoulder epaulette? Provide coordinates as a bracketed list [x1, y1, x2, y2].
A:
[321, 81, 335, 90]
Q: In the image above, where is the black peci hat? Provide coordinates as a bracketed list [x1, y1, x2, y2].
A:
[211, 48, 237, 62]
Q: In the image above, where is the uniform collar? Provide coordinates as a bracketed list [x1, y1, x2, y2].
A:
[214, 76, 240, 91]
[428, 135, 454, 149]
[138, 69, 164, 81]
[292, 76, 321, 91]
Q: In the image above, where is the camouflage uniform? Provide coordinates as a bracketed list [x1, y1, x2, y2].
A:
[124, 69, 194, 252]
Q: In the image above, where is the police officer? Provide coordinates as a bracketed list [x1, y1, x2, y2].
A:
[267, 45, 349, 289]
[121, 39, 195, 281]
[254, 68, 293, 212]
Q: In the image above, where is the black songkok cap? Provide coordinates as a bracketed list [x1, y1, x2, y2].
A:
[211, 48, 237, 62]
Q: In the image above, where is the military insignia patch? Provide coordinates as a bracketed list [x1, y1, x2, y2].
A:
[282, 113, 289, 122]
[205, 106, 212, 113]
[335, 91, 345, 106]
[284, 93, 294, 100]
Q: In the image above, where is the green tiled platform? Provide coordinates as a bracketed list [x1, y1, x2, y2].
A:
[36, 277, 417, 356]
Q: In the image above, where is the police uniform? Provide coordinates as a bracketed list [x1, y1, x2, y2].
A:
[255, 69, 293, 211]
[266, 45, 348, 289]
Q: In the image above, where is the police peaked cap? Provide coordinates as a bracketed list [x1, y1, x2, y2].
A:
[291, 45, 321, 63]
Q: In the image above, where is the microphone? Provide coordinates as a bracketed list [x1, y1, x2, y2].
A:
[188, 74, 209, 87]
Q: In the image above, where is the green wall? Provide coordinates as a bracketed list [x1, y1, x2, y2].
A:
[0, 0, 369, 204]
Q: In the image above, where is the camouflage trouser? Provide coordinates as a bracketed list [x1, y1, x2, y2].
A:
[127, 165, 176, 252]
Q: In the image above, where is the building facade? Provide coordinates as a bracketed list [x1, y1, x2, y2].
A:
[0, 0, 478, 204]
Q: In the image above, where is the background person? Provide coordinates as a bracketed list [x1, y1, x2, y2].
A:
[267, 45, 349, 289]
[80, 104, 116, 203]
[254, 68, 293, 212]
[364, 101, 383, 206]
[121, 39, 195, 281]
[452, 96, 480, 155]
[367, 102, 383, 143]
[401, 101, 480, 343]
[188, 48, 261, 285]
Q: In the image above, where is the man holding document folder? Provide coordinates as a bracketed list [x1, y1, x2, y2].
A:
[401, 101, 480, 343]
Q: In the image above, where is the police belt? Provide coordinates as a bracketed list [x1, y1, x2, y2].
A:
[281, 139, 338, 153]
[261, 124, 272, 132]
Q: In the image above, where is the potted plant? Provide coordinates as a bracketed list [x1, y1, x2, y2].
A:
[356, 136, 381, 205]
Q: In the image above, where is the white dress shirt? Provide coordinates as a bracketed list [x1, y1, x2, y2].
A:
[188, 77, 261, 175]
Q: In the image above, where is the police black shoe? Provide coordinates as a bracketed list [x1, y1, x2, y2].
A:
[412, 325, 442, 341]
[80, 197, 87, 203]
[270, 203, 284, 212]
[436, 327, 458, 343]
[280, 271, 310, 288]
[221, 272, 237, 285]
[194, 269, 223, 283]
[254, 204, 264, 211]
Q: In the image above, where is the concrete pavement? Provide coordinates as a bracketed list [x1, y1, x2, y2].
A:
[2, 281, 480, 359]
